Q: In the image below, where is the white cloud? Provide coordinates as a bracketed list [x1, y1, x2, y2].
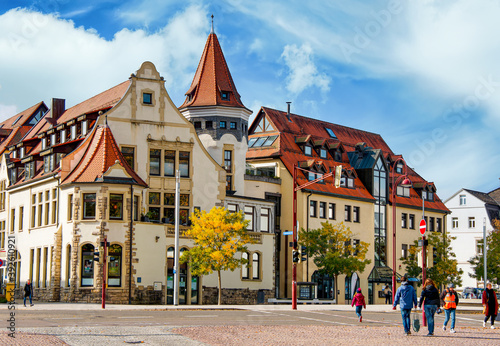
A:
[0, 6, 208, 122]
[280, 43, 330, 95]
[0, 104, 18, 119]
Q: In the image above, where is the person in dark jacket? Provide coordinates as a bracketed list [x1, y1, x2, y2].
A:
[393, 275, 418, 335]
[482, 283, 498, 329]
[440, 283, 459, 333]
[351, 288, 367, 322]
[419, 278, 440, 336]
[24, 279, 34, 307]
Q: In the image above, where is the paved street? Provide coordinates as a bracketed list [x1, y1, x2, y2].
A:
[1, 302, 499, 345]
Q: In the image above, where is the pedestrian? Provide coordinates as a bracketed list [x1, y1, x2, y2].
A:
[441, 283, 459, 333]
[384, 286, 392, 304]
[351, 288, 366, 322]
[482, 282, 498, 329]
[24, 279, 34, 307]
[418, 278, 440, 336]
[393, 275, 418, 336]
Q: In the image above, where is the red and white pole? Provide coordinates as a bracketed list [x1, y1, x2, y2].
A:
[102, 237, 107, 309]
[292, 165, 298, 310]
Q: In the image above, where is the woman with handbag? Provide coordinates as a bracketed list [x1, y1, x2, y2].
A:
[418, 278, 441, 336]
[482, 283, 498, 329]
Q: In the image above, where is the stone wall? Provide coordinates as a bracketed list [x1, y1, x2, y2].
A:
[202, 286, 274, 305]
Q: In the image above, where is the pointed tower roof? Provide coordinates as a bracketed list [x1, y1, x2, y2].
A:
[60, 123, 147, 187]
[179, 30, 249, 111]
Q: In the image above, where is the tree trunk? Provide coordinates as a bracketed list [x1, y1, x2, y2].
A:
[217, 270, 222, 305]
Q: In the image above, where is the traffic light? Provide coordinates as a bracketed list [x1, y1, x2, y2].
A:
[93, 250, 100, 263]
[292, 250, 299, 263]
[299, 245, 307, 263]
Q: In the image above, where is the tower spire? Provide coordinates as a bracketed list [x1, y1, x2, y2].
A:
[211, 14, 214, 34]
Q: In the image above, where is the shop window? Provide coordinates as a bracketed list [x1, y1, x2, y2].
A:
[81, 244, 95, 287]
[108, 244, 122, 287]
[109, 194, 123, 220]
[83, 193, 96, 219]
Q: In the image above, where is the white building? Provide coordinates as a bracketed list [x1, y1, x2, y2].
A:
[445, 187, 500, 290]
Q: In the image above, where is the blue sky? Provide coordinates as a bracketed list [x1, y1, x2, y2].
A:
[1, 0, 499, 200]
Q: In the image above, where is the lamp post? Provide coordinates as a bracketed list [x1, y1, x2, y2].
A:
[391, 158, 412, 304]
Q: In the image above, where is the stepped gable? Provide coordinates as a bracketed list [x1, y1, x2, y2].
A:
[61, 123, 146, 186]
[179, 31, 248, 110]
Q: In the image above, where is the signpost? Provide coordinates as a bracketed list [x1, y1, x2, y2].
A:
[420, 215, 427, 326]
[419, 219, 426, 236]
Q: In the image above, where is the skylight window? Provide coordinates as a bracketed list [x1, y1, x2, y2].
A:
[325, 128, 337, 139]
[263, 135, 278, 146]
[12, 115, 23, 126]
[253, 137, 267, 147]
[248, 138, 257, 147]
[249, 135, 278, 148]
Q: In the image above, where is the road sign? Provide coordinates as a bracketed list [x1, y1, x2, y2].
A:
[283, 231, 293, 236]
[0, 259, 3, 267]
[419, 219, 426, 236]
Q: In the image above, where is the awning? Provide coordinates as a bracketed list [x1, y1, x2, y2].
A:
[368, 265, 402, 283]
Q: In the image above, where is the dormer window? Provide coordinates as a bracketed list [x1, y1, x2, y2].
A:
[347, 176, 354, 188]
[397, 185, 410, 197]
[221, 91, 230, 100]
[71, 125, 77, 140]
[427, 191, 434, 201]
[319, 148, 327, 159]
[42, 138, 47, 150]
[304, 145, 312, 156]
[395, 163, 403, 174]
[422, 191, 427, 200]
[51, 133, 57, 146]
[81, 120, 88, 136]
[61, 129, 66, 143]
[19, 147, 25, 158]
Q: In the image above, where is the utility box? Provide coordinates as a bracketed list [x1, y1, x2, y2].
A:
[5, 283, 15, 302]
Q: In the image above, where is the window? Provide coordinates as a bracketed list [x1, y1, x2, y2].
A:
[347, 177, 354, 188]
[310, 200, 317, 217]
[121, 147, 135, 169]
[304, 145, 312, 156]
[319, 202, 326, 219]
[143, 93, 152, 104]
[242, 252, 249, 279]
[67, 194, 73, 221]
[66, 245, 71, 287]
[230, 122, 237, 129]
[109, 194, 123, 220]
[108, 244, 122, 287]
[83, 193, 96, 219]
[396, 186, 410, 197]
[227, 204, 238, 212]
[353, 206, 360, 222]
[395, 163, 403, 174]
[262, 136, 278, 146]
[427, 191, 434, 201]
[148, 192, 161, 222]
[42, 138, 47, 150]
[319, 148, 327, 159]
[194, 121, 201, 129]
[325, 128, 337, 138]
[162, 193, 190, 225]
[436, 218, 442, 232]
[31, 194, 36, 228]
[402, 213, 408, 228]
[149, 149, 161, 176]
[459, 194, 466, 205]
[179, 151, 190, 177]
[261, 208, 269, 232]
[476, 240, 484, 255]
[81, 120, 88, 136]
[409, 214, 415, 229]
[25, 162, 34, 180]
[402, 244, 408, 259]
[429, 217, 435, 232]
[10, 209, 15, 232]
[308, 172, 316, 181]
[44, 191, 50, 225]
[220, 121, 226, 129]
[452, 217, 458, 228]
[340, 176, 346, 187]
[224, 150, 232, 172]
[226, 175, 232, 191]
[71, 125, 77, 140]
[19, 206, 24, 230]
[133, 195, 139, 221]
[334, 150, 342, 162]
[37, 192, 42, 226]
[164, 150, 175, 176]
[61, 129, 66, 143]
[345, 205, 351, 222]
[221, 91, 230, 100]
[20, 147, 25, 158]
[252, 253, 260, 280]
[81, 244, 95, 287]
[206, 120, 213, 129]
[328, 203, 336, 219]
[245, 206, 254, 231]
[468, 217, 475, 228]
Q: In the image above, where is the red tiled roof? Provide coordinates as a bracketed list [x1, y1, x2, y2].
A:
[247, 107, 449, 212]
[179, 33, 249, 111]
[60, 124, 146, 187]
[0, 102, 45, 129]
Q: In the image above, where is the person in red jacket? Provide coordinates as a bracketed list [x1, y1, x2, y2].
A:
[351, 288, 367, 322]
[482, 283, 499, 329]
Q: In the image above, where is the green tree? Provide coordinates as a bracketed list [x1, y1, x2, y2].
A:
[400, 232, 463, 289]
[299, 221, 371, 304]
[469, 219, 500, 285]
[180, 207, 254, 305]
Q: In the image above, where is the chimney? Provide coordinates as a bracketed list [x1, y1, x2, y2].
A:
[286, 102, 292, 122]
[51, 98, 65, 121]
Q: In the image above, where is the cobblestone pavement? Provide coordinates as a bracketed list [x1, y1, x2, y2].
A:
[1, 324, 499, 345]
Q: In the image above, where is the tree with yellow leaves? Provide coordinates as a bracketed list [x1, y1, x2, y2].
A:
[180, 206, 254, 305]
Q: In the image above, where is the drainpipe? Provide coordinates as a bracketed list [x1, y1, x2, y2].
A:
[129, 184, 133, 304]
[306, 192, 312, 281]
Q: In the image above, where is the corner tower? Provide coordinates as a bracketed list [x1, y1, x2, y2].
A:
[179, 22, 252, 194]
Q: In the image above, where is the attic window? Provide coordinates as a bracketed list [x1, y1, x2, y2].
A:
[221, 91, 230, 100]
[319, 148, 327, 159]
[395, 163, 403, 174]
[325, 128, 337, 139]
[143, 93, 152, 105]
[248, 135, 278, 148]
[304, 145, 312, 156]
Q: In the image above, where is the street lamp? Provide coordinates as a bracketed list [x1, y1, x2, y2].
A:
[391, 158, 412, 304]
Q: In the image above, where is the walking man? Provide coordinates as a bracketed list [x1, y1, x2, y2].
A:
[24, 279, 34, 307]
[393, 275, 418, 336]
[441, 283, 459, 333]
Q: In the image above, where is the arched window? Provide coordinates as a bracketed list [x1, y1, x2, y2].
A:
[81, 244, 94, 287]
[252, 253, 260, 280]
[108, 244, 122, 287]
[241, 252, 249, 279]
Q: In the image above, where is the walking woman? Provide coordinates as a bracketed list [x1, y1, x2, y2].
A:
[482, 283, 498, 329]
[351, 288, 366, 322]
[418, 278, 440, 336]
[24, 279, 34, 307]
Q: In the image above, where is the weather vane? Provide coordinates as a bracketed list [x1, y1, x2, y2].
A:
[211, 14, 214, 33]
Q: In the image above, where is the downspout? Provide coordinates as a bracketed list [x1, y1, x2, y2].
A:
[306, 192, 312, 281]
[129, 184, 133, 304]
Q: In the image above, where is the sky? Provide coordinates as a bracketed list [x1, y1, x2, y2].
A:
[0, 0, 499, 200]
